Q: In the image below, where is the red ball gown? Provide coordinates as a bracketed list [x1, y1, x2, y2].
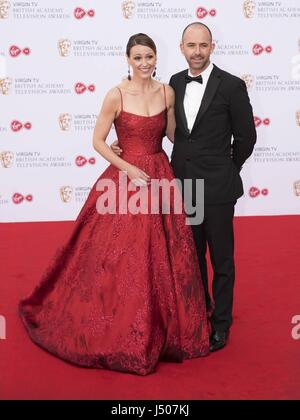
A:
[19, 86, 209, 375]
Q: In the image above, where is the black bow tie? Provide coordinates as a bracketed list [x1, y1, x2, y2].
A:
[185, 74, 203, 84]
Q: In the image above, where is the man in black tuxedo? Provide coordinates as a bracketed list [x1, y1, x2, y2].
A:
[169, 22, 256, 352]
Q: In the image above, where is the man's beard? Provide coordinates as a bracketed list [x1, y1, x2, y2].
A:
[189, 57, 209, 71]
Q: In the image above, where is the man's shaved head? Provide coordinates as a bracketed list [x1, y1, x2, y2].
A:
[182, 22, 213, 43]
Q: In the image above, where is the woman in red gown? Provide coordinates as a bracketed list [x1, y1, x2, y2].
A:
[19, 33, 209, 375]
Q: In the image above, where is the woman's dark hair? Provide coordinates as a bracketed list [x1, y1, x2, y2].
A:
[126, 33, 157, 57]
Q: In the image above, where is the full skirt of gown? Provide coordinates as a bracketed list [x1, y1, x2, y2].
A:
[19, 109, 210, 375]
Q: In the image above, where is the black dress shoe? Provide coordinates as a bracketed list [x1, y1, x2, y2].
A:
[209, 330, 229, 352]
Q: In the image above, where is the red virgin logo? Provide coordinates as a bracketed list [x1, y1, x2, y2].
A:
[9, 46, 31, 57]
[74, 8, 95, 19]
[252, 44, 272, 56]
[75, 156, 96, 167]
[12, 193, 33, 204]
[249, 187, 269, 198]
[254, 117, 271, 128]
[11, 121, 32, 132]
[75, 83, 96, 94]
[196, 7, 217, 19]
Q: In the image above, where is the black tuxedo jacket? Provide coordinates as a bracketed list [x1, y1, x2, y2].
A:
[169, 65, 257, 205]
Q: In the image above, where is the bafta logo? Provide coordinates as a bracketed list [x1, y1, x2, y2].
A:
[60, 186, 73, 203]
[0, 0, 10, 19]
[296, 111, 300, 127]
[243, 0, 256, 19]
[122, 0, 135, 19]
[294, 181, 300, 197]
[241, 74, 254, 90]
[59, 113, 72, 131]
[0, 151, 14, 168]
[58, 39, 72, 57]
[0, 77, 12, 95]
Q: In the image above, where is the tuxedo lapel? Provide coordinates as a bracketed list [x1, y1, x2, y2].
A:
[176, 70, 189, 135]
[191, 65, 222, 134]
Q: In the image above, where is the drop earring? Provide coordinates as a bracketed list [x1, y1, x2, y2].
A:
[153, 67, 157, 78]
[128, 66, 132, 81]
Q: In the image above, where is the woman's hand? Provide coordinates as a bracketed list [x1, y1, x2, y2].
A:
[125, 165, 151, 187]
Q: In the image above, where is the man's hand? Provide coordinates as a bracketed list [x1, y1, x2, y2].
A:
[111, 140, 123, 156]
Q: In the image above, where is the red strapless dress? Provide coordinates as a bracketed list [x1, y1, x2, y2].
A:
[19, 108, 209, 375]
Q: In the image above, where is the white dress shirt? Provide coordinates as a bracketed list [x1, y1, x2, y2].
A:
[184, 62, 214, 132]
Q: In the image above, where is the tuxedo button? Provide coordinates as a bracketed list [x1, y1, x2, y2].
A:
[186, 158, 191, 162]
[188, 138, 195, 143]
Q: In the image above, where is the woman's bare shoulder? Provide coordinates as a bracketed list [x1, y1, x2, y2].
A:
[103, 86, 123, 104]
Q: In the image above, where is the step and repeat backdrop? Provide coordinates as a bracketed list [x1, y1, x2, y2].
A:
[0, 0, 299, 222]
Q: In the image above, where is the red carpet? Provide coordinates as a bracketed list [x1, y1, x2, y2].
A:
[0, 216, 300, 400]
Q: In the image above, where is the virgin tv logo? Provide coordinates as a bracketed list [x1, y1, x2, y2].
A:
[74, 8, 95, 19]
[254, 117, 270, 128]
[76, 156, 96, 167]
[196, 7, 217, 19]
[75, 83, 96, 94]
[249, 187, 269, 198]
[252, 44, 272, 56]
[9, 45, 31, 57]
[11, 120, 32, 132]
[12, 193, 33, 204]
